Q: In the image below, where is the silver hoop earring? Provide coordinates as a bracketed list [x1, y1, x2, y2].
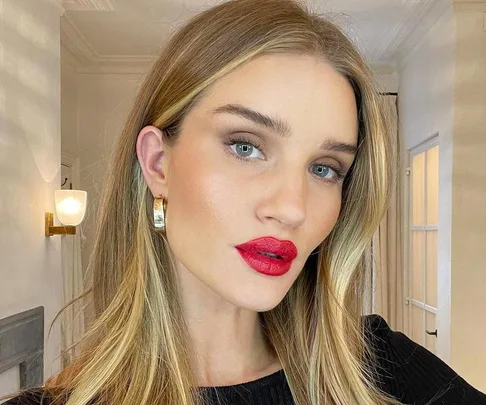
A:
[154, 196, 167, 231]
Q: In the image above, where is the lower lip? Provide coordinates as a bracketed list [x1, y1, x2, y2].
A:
[236, 248, 292, 276]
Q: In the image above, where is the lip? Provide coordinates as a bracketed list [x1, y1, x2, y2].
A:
[235, 236, 298, 277]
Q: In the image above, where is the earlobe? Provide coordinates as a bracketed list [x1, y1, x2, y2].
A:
[136, 125, 169, 198]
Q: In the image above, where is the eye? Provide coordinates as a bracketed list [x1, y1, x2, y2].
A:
[311, 164, 345, 184]
[224, 135, 265, 160]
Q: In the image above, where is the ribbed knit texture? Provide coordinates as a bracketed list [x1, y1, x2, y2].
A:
[4, 315, 486, 405]
[365, 315, 486, 405]
[199, 368, 292, 405]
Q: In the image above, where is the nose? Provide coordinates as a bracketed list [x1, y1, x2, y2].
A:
[256, 170, 307, 228]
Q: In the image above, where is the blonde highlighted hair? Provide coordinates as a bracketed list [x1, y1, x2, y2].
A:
[42, 0, 400, 404]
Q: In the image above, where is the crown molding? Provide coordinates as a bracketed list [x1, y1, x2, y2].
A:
[374, 0, 440, 63]
[60, 13, 98, 64]
[396, 0, 451, 70]
[60, 1, 425, 75]
[61, 43, 83, 70]
[61, 13, 157, 73]
[63, 0, 114, 11]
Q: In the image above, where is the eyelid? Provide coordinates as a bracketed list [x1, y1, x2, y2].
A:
[315, 157, 345, 173]
[227, 131, 264, 143]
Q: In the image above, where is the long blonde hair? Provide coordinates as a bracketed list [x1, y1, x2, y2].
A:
[45, 0, 400, 404]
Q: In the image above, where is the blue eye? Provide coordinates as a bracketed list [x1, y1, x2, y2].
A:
[224, 136, 265, 160]
[311, 164, 345, 183]
[233, 143, 261, 158]
[312, 165, 332, 178]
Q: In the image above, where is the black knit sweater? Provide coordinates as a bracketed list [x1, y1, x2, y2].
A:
[4, 315, 486, 405]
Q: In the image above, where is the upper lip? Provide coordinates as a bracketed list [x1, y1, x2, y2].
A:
[235, 236, 298, 262]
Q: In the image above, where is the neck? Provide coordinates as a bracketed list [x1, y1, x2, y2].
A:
[178, 264, 281, 387]
[189, 311, 281, 387]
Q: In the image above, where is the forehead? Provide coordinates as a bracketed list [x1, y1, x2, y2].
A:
[192, 53, 358, 144]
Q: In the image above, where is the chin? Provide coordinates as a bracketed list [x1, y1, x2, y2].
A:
[228, 289, 287, 313]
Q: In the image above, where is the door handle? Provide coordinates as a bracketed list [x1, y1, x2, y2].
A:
[426, 329, 438, 337]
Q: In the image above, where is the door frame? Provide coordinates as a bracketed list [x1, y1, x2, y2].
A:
[404, 133, 439, 347]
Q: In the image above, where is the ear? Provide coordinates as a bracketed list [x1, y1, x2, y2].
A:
[136, 125, 170, 199]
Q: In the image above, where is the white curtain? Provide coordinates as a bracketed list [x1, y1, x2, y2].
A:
[61, 231, 85, 366]
[371, 94, 405, 332]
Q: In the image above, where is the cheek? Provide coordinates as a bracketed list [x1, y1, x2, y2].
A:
[166, 144, 239, 239]
[311, 192, 342, 240]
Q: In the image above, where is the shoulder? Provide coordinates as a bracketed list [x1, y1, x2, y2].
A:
[362, 313, 391, 340]
[362, 314, 486, 405]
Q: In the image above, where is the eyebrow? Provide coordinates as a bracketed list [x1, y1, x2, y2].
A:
[213, 104, 291, 137]
[212, 103, 357, 155]
[320, 139, 358, 155]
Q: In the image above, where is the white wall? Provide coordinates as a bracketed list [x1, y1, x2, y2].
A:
[76, 73, 144, 275]
[61, 46, 79, 156]
[399, 4, 455, 371]
[449, 2, 486, 391]
[376, 71, 399, 93]
[399, 3, 456, 364]
[399, 2, 486, 391]
[0, 0, 63, 395]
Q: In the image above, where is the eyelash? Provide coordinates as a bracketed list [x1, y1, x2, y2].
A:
[223, 135, 346, 184]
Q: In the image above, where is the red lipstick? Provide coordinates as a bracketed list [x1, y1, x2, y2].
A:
[235, 236, 298, 276]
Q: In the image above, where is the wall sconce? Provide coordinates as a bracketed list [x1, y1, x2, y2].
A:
[45, 190, 87, 237]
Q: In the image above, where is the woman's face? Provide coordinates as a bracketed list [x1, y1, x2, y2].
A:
[138, 53, 358, 312]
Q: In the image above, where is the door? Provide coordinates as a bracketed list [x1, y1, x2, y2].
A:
[406, 138, 439, 354]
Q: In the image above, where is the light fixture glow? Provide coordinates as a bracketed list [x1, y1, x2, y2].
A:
[45, 189, 88, 236]
[55, 190, 87, 226]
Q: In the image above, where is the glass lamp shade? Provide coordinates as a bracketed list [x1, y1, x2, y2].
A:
[54, 190, 87, 226]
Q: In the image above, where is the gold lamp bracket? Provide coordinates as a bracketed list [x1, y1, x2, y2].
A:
[45, 212, 76, 237]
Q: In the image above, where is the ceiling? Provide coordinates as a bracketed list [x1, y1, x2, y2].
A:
[60, 0, 449, 73]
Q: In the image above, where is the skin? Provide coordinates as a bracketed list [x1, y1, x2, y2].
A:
[136, 53, 358, 387]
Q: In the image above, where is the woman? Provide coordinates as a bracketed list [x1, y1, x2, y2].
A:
[4, 0, 486, 404]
